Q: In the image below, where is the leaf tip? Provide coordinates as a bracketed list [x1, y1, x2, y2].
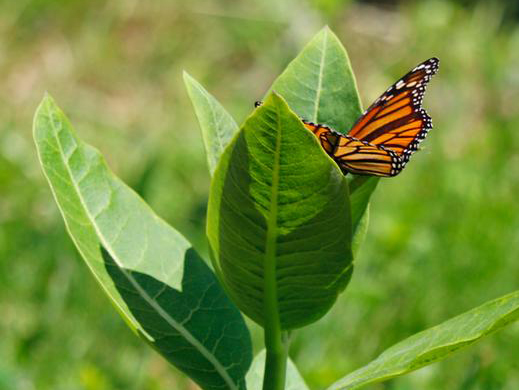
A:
[33, 92, 54, 135]
[182, 70, 192, 82]
[40, 91, 52, 105]
[182, 71, 202, 94]
[36, 92, 59, 116]
[265, 90, 287, 107]
[315, 25, 331, 39]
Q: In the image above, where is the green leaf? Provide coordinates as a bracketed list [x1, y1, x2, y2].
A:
[270, 26, 362, 133]
[33, 94, 252, 390]
[207, 92, 353, 330]
[351, 204, 369, 258]
[327, 290, 519, 390]
[269, 26, 379, 248]
[246, 350, 309, 390]
[183, 71, 239, 175]
[348, 176, 378, 242]
[348, 177, 377, 235]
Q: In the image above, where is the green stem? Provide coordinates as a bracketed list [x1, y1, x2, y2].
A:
[262, 258, 289, 390]
[263, 329, 289, 390]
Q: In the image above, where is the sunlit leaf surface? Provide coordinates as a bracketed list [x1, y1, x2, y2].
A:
[246, 350, 309, 390]
[270, 26, 377, 249]
[328, 290, 519, 390]
[207, 92, 352, 329]
[270, 26, 362, 132]
[33, 95, 252, 390]
[184, 71, 239, 176]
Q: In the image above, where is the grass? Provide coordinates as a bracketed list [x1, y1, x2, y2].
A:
[0, 0, 518, 389]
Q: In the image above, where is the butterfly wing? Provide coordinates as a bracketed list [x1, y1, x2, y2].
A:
[347, 58, 439, 164]
[256, 58, 439, 177]
[302, 120, 339, 154]
[303, 120, 402, 177]
[334, 136, 402, 177]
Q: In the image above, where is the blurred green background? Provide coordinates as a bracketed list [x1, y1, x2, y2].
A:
[1, 0, 518, 389]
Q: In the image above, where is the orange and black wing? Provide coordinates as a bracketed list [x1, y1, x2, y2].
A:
[302, 120, 339, 155]
[334, 135, 402, 177]
[254, 57, 439, 178]
[347, 58, 439, 165]
[303, 120, 402, 177]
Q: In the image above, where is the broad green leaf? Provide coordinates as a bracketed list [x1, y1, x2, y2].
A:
[328, 290, 519, 390]
[345, 176, 377, 255]
[246, 350, 309, 390]
[270, 26, 379, 248]
[184, 71, 239, 175]
[33, 95, 252, 390]
[207, 92, 353, 329]
[348, 176, 378, 238]
[351, 204, 369, 257]
[270, 26, 362, 134]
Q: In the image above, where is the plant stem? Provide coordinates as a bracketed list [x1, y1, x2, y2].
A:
[263, 328, 289, 390]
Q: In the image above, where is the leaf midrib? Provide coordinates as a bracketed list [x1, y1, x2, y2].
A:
[312, 28, 327, 122]
[264, 101, 282, 328]
[43, 101, 239, 390]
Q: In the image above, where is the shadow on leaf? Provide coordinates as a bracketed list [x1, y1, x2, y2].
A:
[101, 246, 251, 390]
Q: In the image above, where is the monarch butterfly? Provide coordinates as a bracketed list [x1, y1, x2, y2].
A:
[256, 57, 439, 177]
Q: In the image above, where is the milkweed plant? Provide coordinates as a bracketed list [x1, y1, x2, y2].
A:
[33, 26, 519, 390]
